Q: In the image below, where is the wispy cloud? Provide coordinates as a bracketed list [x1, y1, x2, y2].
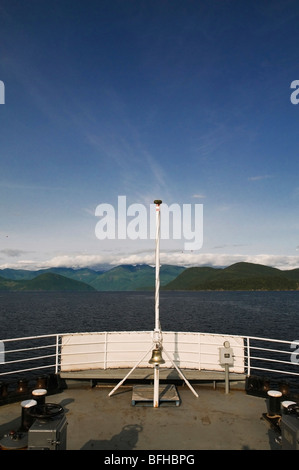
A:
[0, 249, 30, 258]
[79, 100, 169, 200]
[1, 251, 299, 271]
[213, 244, 248, 249]
[0, 181, 66, 192]
[292, 187, 299, 199]
[248, 174, 273, 181]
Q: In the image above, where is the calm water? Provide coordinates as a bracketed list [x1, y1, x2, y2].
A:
[0, 290, 298, 341]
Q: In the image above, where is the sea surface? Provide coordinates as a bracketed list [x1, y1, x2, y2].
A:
[0, 290, 298, 341]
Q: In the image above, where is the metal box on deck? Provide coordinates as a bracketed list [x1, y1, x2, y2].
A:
[281, 414, 299, 450]
[28, 414, 67, 450]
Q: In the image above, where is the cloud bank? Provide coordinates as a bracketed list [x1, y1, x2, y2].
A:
[1, 252, 299, 272]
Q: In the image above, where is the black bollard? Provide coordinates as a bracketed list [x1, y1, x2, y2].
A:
[20, 399, 37, 432]
[267, 390, 282, 416]
[32, 388, 47, 406]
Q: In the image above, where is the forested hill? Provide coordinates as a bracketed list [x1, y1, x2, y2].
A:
[0, 273, 96, 292]
[163, 262, 299, 291]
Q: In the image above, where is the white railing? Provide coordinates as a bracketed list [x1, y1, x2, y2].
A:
[0, 334, 60, 377]
[59, 332, 245, 373]
[0, 331, 298, 381]
[245, 336, 299, 378]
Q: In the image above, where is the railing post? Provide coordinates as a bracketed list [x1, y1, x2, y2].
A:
[55, 335, 59, 374]
[247, 337, 251, 376]
[104, 332, 108, 370]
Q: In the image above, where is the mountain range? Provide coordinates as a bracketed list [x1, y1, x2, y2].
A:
[0, 262, 298, 292]
[0, 264, 185, 292]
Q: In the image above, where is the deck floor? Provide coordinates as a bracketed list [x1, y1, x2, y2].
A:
[0, 379, 281, 451]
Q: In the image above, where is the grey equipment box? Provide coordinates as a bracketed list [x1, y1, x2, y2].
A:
[28, 414, 67, 450]
[281, 414, 299, 450]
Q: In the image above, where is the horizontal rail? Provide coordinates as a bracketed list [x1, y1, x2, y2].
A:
[3, 364, 57, 377]
[0, 331, 298, 384]
[251, 366, 299, 376]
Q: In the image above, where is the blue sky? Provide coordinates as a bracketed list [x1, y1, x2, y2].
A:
[1, 0, 299, 271]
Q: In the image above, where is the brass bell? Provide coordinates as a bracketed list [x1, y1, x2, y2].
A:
[149, 347, 165, 365]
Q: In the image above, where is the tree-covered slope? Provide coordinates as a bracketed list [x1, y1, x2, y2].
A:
[0, 273, 96, 292]
[164, 262, 299, 291]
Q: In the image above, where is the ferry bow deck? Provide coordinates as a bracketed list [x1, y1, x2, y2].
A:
[0, 379, 281, 451]
[1, 330, 298, 451]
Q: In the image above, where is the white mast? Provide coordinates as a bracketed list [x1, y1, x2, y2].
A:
[109, 198, 198, 404]
[154, 199, 162, 334]
[153, 199, 162, 407]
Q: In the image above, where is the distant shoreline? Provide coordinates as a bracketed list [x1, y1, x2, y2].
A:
[1, 262, 299, 292]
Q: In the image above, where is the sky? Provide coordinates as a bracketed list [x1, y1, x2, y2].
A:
[1, 0, 299, 272]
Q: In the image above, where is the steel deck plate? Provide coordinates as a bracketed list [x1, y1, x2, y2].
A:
[131, 384, 180, 407]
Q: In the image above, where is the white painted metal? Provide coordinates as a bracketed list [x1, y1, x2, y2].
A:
[153, 365, 159, 407]
[108, 344, 153, 397]
[153, 200, 162, 407]
[60, 331, 245, 372]
[154, 200, 161, 334]
[162, 345, 198, 397]
[1, 332, 298, 380]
